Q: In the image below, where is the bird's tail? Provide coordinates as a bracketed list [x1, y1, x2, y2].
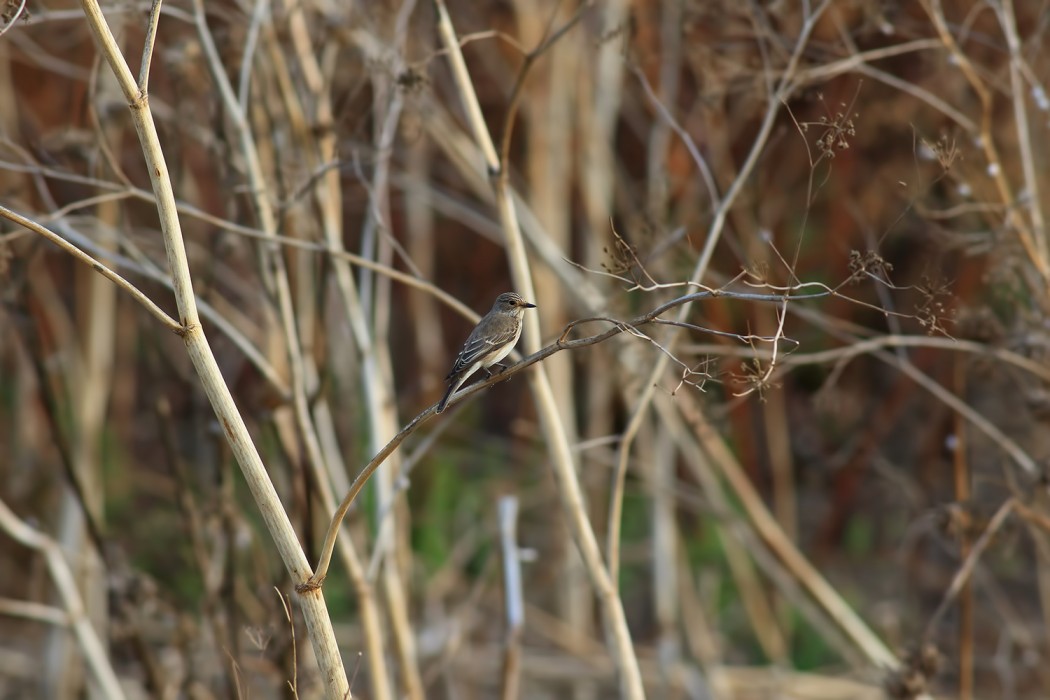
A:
[435, 381, 456, 413]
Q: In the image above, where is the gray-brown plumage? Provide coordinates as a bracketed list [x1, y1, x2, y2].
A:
[435, 292, 536, 413]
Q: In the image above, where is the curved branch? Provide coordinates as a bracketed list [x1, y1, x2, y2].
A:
[303, 289, 795, 587]
[0, 204, 181, 333]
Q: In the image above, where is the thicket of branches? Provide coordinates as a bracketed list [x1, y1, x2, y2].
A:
[2, 1, 1049, 698]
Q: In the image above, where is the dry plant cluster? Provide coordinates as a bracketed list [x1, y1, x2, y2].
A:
[1, 1, 1050, 699]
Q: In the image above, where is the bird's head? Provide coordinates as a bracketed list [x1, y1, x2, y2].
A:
[493, 292, 537, 313]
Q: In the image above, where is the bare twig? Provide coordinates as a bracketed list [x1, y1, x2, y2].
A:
[0, 0, 27, 38]
[136, 0, 163, 91]
[0, 204, 180, 332]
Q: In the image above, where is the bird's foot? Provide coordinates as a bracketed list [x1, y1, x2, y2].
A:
[485, 362, 509, 378]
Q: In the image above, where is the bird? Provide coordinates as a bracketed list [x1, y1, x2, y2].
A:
[435, 292, 537, 413]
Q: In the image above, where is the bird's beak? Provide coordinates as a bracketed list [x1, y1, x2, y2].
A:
[523, 301, 537, 309]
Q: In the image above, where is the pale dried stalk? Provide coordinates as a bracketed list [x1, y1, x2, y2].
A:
[998, 0, 1049, 269]
[50, 166, 121, 700]
[718, 511, 789, 664]
[2, 195, 288, 393]
[0, 598, 70, 626]
[508, 4, 590, 694]
[418, 105, 606, 312]
[0, 498, 125, 700]
[609, 0, 831, 598]
[196, 12, 391, 695]
[498, 497, 525, 700]
[644, 0, 683, 216]
[0, 205, 179, 331]
[342, 2, 426, 693]
[185, 5, 348, 575]
[649, 423, 685, 678]
[259, 8, 396, 697]
[25, 267, 101, 699]
[432, 1, 646, 697]
[75, 2, 350, 697]
[673, 391, 901, 670]
[406, 128, 445, 386]
[577, 4, 628, 642]
[676, 542, 733, 698]
[922, 0, 1050, 286]
[649, 394, 790, 666]
[951, 361, 974, 700]
[188, 0, 332, 493]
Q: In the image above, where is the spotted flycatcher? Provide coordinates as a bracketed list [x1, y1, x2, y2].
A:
[435, 292, 536, 413]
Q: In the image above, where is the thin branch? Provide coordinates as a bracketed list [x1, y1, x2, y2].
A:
[686, 334, 1050, 385]
[998, 0, 1048, 267]
[237, 0, 267, 110]
[611, 1, 834, 596]
[0, 204, 181, 333]
[924, 499, 1016, 639]
[137, 0, 164, 91]
[732, 299, 788, 397]
[304, 289, 806, 587]
[631, 63, 720, 210]
[75, 2, 350, 696]
[0, 0, 27, 38]
[497, 2, 595, 169]
[921, 0, 1050, 287]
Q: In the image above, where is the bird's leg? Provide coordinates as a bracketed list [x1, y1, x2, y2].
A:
[485, 362, 511, 377]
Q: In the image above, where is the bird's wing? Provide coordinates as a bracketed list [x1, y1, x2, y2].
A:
[448, 323, 519, 377]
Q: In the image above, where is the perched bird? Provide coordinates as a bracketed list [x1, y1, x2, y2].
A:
[435, 292, 536, 413]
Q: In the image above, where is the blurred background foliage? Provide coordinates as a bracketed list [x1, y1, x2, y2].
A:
[2, 0, 1050, 698]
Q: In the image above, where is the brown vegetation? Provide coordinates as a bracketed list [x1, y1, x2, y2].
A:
[2, 1, 1050, 698]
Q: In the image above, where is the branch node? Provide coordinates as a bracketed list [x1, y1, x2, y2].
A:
[128, 93, 148, 111]
[296, 576, 324, 594]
